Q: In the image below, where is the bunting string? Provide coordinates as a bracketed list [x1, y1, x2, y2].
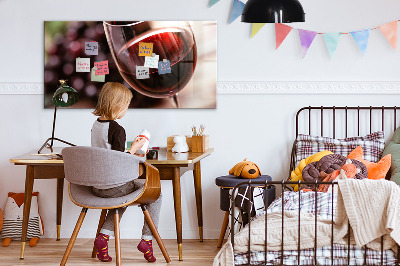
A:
[283, 20, 400, 35]
[209, 0, 400, 58]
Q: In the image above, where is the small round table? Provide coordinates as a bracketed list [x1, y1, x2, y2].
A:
[215, 175, 275, 248]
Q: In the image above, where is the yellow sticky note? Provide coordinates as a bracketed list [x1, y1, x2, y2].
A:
[139, 42, 153, 57]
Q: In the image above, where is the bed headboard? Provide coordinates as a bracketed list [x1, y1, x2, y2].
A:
[290, 106, 400, 179]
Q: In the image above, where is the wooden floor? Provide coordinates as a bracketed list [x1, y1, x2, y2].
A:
[0, 239, 221, 265]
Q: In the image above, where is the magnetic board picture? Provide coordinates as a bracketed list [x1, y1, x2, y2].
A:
[44, 21, 217, 109]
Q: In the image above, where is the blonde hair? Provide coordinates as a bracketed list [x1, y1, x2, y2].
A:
[93, 82, 133, 120]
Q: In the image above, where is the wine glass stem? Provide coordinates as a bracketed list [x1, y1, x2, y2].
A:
[173, 94, 180, 108]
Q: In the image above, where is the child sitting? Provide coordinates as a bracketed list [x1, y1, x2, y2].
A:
[91, 82, 162, 263]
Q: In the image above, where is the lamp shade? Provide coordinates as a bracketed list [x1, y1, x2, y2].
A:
[52, 81, 79, 107]
[241, 0, 305, 23]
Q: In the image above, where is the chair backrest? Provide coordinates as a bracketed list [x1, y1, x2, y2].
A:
[62, 146, 145, 187]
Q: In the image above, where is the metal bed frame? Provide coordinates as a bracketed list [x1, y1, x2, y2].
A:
[230, 106, 400, 266]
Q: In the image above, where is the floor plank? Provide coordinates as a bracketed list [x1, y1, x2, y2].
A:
[0, 239, 221, 265]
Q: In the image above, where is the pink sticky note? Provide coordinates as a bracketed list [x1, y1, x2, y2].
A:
[94, 60, 109, 76]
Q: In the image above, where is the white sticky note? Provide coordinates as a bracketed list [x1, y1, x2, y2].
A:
[136, 66, 150, 79]
[76, 58, 90, 72]
[144, 54, 159, 68]
[85, 42, 99, 55]
[91, 67, 105, 82]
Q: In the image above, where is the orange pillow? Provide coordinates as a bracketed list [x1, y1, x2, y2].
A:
[347, 146, 391, 180]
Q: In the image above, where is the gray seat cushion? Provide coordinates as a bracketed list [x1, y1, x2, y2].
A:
[69, 180, 145, 208]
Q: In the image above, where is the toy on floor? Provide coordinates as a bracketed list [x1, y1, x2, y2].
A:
[1, 192, 44, 247]
[229, 159, 261, 179]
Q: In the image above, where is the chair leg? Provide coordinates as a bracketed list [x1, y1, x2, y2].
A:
[60, 208, 88, 266]
[217, 211, 230, 248]
[141, 205, 171, 263]
[92, 209, 108, 258]
[114, 209, 121, 266]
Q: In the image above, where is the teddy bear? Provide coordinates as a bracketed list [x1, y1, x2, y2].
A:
[172, 135, 189, 153]
[229, 159, 261, 179]
[1, 192, 44, 247]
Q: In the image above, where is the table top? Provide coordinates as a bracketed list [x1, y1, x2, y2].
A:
[10, 147, 214, 166]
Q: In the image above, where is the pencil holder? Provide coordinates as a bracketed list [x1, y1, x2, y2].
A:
[191, 135, 209, 153]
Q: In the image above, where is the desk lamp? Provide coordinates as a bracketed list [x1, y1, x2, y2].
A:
[241, 0, 305, 23]
[38, 80, 79, 154]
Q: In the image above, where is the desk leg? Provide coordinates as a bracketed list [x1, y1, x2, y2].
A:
[172, 167, 183, 261]
[20, 165, 35, 259]
[56, 178, 64, 241]
[193, 161, 203, 242]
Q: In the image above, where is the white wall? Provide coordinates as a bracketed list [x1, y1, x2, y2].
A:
[1, 0, 400, 239]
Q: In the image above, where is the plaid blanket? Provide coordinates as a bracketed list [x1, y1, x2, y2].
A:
[235, 244, 397, 265]
[266, 190, 336, 220]
[234, 191, 397, 265]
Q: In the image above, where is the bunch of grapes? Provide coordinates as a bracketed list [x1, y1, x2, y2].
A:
[44, 21, 163, 109]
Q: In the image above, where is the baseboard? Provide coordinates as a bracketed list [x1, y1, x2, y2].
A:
[1, 81, 400, 95]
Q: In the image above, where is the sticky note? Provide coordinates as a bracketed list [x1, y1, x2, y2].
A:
[138, 42, 153, 57]
[136, 66, 150, 79]
[158, 60, 171, 74]
[144, 54, 159, 68]
[94, 60, 109, 76]
[91, 67, 105, 82]
[85, 41, 99, 55]
[76, 58, 90, 72]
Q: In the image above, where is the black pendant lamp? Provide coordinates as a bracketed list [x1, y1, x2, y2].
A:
[241, 0, 305, 23]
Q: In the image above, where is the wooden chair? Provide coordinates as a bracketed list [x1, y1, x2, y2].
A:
[60, 146, 171, 265]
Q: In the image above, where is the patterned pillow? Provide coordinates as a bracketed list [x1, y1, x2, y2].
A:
[294, 131, 385, 166]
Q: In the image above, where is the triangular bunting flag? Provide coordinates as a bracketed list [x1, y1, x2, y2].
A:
[209, 0, 220, 7]
[323, 33, 341, 58]
[229, 0, 245, 24]
[351, 29, 370, 55]
[378, 21, 397, 50]
[275, 23, 293, 49]
[251, 23, 266, 38]
[298, 29, 317, 58]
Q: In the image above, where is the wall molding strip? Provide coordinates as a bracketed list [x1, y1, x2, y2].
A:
[217, 81, 400, 94]
[1, 81, 400, 95]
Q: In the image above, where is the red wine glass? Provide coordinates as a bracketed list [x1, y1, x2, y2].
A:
[103, 21, 197, 108]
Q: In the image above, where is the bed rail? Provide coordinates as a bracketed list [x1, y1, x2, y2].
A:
[229, 106, 400, 265]
[289, 106, 400, 182]
[230, 180, 400, 266]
